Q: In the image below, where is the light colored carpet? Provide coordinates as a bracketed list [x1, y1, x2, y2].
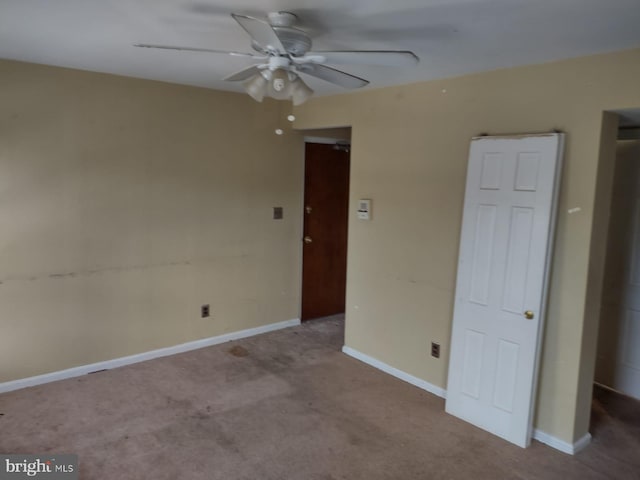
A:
[0, 317, 638, 479]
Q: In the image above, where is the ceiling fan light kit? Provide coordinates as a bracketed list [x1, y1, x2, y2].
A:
[241, 67, 314, 105]
[135, 11, 419, 105]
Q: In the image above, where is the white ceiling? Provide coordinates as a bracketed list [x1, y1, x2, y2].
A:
[1, 0, 640, 96]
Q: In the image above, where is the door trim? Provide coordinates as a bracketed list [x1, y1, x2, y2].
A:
[303, 136, 349, 145]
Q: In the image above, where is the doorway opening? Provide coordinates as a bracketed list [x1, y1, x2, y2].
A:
[592, 108, 640, 440]
[300, 131, 351, 321]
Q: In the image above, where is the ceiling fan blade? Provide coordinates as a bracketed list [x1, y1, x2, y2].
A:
[310, 50, 419, 67]
[231, 14, 286, 54]
[223, 65, 264, 82]
[134, 44, 257, 58]
[297, 64, 369, 89]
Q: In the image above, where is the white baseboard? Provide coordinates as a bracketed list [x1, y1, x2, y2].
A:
[532, 430, 591, 455]
[342, 345, 447, 398]
[0, 318, 300, 394]
[342, 345, 591, 456]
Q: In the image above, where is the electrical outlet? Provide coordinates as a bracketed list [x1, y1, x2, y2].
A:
[201, 304, 210, 318]
[431, 342, 440, 359]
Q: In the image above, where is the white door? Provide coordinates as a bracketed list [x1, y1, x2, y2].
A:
[613, 146, 640, 399]
[446, 134, 564, 448]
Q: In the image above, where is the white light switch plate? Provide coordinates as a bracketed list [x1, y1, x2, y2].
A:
[357, 199, 371, 220]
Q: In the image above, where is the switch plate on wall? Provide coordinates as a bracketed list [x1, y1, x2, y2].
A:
[273, 207, 283, 220]
[357, 199, 371, 220]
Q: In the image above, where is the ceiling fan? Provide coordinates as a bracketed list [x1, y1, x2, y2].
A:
[135, 11, 419, 105]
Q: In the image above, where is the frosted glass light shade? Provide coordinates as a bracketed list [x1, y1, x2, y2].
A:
[243, 72, 268, 102]
[291, 77, 314, 106]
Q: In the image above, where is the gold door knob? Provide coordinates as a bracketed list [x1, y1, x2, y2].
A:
[524, 310, 534, 320]
[303, 236, 313, 244]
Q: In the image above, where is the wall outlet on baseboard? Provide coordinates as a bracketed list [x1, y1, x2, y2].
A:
[431, 342, 440, 359]
[201, 304, 210, 318]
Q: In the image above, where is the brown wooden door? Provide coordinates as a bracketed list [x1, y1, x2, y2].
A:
[301, 142, 350, 321]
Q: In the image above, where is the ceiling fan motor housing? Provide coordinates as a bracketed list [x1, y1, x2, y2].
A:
[273, 27, 312, 56]
[265, 11, 312, 57]
[267, 12, 296, 27]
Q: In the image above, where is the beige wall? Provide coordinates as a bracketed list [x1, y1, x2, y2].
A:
[4, 47, 640, 446]
[294, 48, 640, 444]
[595, 139, 640, 387]
[0, 59, 304, 383]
